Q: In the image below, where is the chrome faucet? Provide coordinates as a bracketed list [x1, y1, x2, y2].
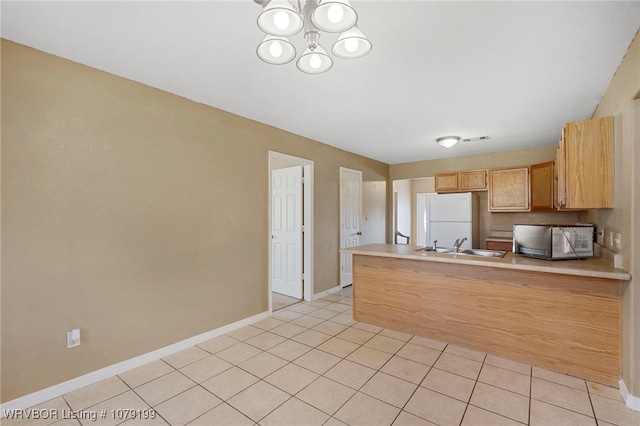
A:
[453, 237, 467, 252]
[431, 240, 438, 250]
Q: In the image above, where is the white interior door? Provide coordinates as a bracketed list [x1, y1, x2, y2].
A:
[340, 168, 362, 288]
[272, 166, 303, 299]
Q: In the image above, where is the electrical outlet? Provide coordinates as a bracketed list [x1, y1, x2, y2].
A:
[67, 328, 81, 348]
[615, 233, 622, 251]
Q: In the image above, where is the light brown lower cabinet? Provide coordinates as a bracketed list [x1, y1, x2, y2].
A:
[486, 240, 513, 252]
[353, 255, 621, 386]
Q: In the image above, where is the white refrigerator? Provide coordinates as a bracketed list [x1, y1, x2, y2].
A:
[423, 192, 478, 249]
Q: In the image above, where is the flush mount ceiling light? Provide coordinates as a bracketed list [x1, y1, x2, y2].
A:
[436, 136, 461, 149]
[255, 0, 372, 74]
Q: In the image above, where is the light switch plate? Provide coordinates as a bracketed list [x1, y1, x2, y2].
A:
[67, 328, 81, 348]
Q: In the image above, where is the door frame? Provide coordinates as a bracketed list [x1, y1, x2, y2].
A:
[268, 151, 314, 311]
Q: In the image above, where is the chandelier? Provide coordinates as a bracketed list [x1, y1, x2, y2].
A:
[255, 0, 372, 74]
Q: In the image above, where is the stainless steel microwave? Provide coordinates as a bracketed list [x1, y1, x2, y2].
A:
[513, 224, 594, 260]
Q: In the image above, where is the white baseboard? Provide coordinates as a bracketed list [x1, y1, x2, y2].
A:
[312, 285, 342, 300]
[0, 311, 270, 415]
[619, 379, 640, 412]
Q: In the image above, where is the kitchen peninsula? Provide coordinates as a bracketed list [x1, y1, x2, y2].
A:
[341, 243, 630, 386]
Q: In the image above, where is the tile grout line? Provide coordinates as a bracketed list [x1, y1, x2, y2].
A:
[393, 343, 443, 425]
[586, 381, 601, 425]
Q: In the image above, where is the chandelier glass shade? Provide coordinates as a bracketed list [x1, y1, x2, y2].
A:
[257, 0, 304, 36]
[257, 36, 297, 64]
[311, 0, 357, 33]
[256, 0, 371, 74]
[297, 44, 333, 73]
[332, 26, 372, 59]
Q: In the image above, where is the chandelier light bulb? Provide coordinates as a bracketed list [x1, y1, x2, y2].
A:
[273, 10, 290, 30]
[269, 40, 283, 58]
[327, 4, 344, 24]
[344, 38, 359, 52]
[309, 53, 322, 69]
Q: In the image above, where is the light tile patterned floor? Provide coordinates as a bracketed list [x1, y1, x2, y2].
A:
[5, 287, 640, 426]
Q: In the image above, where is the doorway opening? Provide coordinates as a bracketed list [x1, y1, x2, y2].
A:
[268, 151, 314, 312]
[392, 177, 435, 247]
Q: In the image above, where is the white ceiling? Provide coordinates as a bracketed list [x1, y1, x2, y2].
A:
[2, 1, 639, 164]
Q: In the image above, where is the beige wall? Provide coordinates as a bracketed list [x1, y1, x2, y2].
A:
[474, 192, 580, 248]
[591, 30, 640, 396]
[0, 40, 388, 402]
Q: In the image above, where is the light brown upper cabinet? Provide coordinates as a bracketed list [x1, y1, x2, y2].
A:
[530, 161, 555, 211]
[435, 169, 487, 193]
[434, 172, 459, 192]
[556, 117, 613, 209]
[460, 169, 487, 191]
[488, 167, 530, 212]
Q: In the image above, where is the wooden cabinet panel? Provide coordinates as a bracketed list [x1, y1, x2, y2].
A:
[460, 169, 487, 191]
[353, 255, 621, 386]
[557, 117, 613, 209]
[486, 240, 513, 252]
[530, 161, 555, 211]
[434, 173, 459, 192]
[488, 167, 530, 211]
[436, 169, 487, 193]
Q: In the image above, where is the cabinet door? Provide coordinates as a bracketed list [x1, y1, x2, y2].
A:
[562, 117, 613, 209]
[488, 167, 530, 211]
[555, 135, 565, 209]
[435, 173, 459, 192]
[530, 161, 555, 211]
[460, 169, 487, 191]
[486, 240, 513, 252]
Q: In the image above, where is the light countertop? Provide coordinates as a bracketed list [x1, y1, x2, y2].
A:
[485, 237, 513, 242]
[341, 243, 631, 281]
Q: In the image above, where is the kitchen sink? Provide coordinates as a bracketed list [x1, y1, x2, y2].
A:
[416, 247, 506, 258]
[416, 247, 457, 254]
[458, 249, 507, 258]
